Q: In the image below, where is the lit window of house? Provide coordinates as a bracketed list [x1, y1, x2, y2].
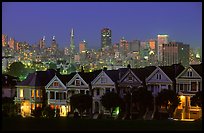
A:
[31, 90, 35, 98]
[36, 90, 40, 98]
[53, 81, 59, 87]
[20, 89, 24, 98]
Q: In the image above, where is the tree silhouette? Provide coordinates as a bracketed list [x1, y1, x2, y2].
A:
[7, 62, 27, 79]
[70, 94, 92, 117]
[156, 89, 180, 118]
[132, 87, 153, 117]
[191, 91, 202, 107]
[101, 92, 123, 117]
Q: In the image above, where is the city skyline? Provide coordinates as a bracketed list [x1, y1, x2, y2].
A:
[2, 2, 202, 49]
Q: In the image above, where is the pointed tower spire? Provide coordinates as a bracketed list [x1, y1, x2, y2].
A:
[70, 28, 75, 54]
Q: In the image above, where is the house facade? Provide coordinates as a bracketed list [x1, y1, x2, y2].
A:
[91, 70, 118, 114]
[45, 74, 70, 117]
[14, 69, 57, 117]
[175, 64, 202, 120]
[146, 66, 173, 97]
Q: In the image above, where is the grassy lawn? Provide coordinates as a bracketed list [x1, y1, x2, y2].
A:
[2, 117, 202, 131]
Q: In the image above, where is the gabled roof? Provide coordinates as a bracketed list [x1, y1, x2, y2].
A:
[190, 63, 202, 77]
[132, 66, 156, 82]
[159, 64, 185, 81]
[104, 70, 119, 82]
[78, 70, 102, 84]
[58, 72, 76, 85]
[17, 69, 58, 87]
[118, 68, 129, 79]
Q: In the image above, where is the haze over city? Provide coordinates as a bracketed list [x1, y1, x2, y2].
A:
[2, 2, 202, 49]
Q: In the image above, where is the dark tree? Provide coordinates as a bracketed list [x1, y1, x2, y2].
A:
[132, 87, 153, 117]
[2, 97, 18, 117]
[7, 62, 27, 80]
[33, 107, 43, 118]
[42, 105, 55, 118]
[70, 94, 92, 117]
[101, 92, 123, 117]
[156, 89, 180, 118]
[191, 91, 202, 107]
[49, 62, 57, 70]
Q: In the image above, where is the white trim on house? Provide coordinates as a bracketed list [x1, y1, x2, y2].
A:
[118, 69, 142, 84]
[176, 66, 202, 80]
[91, 70, 115, 86]
[45, 75, 67, 91]
[146, 67, 173, 83]
[67, 73, 89, 87]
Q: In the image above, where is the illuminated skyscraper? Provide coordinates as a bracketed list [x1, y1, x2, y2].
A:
[39, 36, 46, 49]
[51, 36, 58, 50]
[162, 42, 189, 66]
[157, 34, 169, 63]
[101, 28, 112, 49]
[70, 28, 75, 54]
[119, 37, 129, 54]
[2, 34, 8, 47]
[79, 40, 86, 53]
[8, 37, 15, 49]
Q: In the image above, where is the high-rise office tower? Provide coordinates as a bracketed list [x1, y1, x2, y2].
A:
[119, 37, 129, 54]
[101, 28, 112, 49]
[70, 28, 75, 54]
[157, 34, 169, 63]
[79, 40, 86, 53]
[129, 40, 140, 52]
[2, 34, 8, 47]
[162, 42, 189, 66]
[51, 36, 58, 50]
[8, 37, 15, 49]
[39, 36, 46, 49]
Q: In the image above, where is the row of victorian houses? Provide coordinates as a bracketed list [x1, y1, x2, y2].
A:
[12, 63, 202, 119]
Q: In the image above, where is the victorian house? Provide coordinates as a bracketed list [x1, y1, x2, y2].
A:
[146, 64, 184, 97]
[14, 69, 57, 117]
[45, 74, 72, 117]
[91, 70, 118, 114]
[175, 63, 202, 120]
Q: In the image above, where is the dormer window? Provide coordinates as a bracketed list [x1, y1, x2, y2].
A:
[75, 79, 81, 86]
[128, 75, 133, 81]
[101, 77, 107, 83]
[53, 81, 59, 87]
[187, 69, 193, 77]
[156, 74, 162, 80]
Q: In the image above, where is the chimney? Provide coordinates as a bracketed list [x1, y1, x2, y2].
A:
[127, 64, 131, 69]
[103, 67, 107, 71]
[81, 66, 84, 73]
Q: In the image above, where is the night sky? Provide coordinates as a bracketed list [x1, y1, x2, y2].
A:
[2, 2, 202, 49]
